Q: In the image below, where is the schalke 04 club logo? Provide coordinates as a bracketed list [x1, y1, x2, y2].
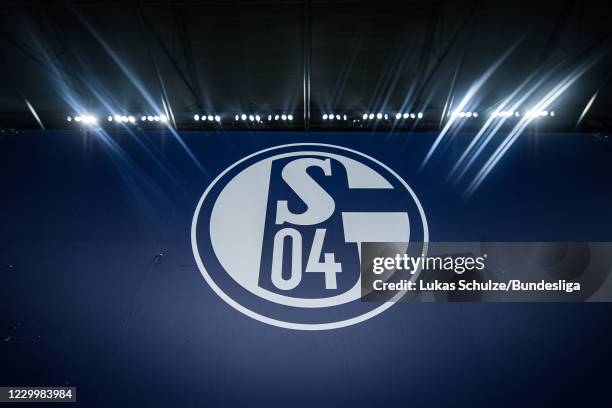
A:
[191, 143, 428, 330]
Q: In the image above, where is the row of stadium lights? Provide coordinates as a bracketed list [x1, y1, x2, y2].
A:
[492, 110, 555, 118]
[450, 110, 555, 119]
[67, 115, 98, 124]
[362, 112, 424, 120]
[194, 114, 221, 122]
[68, 112, 415, 124]
[452, 111, 479, 118]
[323, 113, 348, 121]
[113, 114, 168, 123]
[66, 109, 557, 126]
[67, 114, 168, 124]
[67, 113, 295, 125]
[233, 114, 295, 122]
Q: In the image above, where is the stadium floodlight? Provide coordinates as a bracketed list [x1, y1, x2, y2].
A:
[410, 113, 416, 119]
[234, 115, 239, 121]
[141, 116, 146, 121]
[395, 113, 401, 120]
[248, 115, 255, 121]
[281, 114, 287, 120]
[255, 115, 261, 122]
[194, 114, 200, 121]
[107, 115, 113, 122]
[241, 114, 247, 120]
[362, 113, 368, 120]
[466, 112, 473, 118]
[67, 116, 72, 122]
[402, 113, 409, 119]
[288, 114, 294, 121]
[153, 116, 160, 121]
[418, 112, 424, 119]
[323, 114, 328, 120]
[128, 116, 135, 123]
[208, 115, 214, 121]
[369, 113, 375, 120]
[268, 115, 272, 121]
[147, 116, 153, 122]
[160, 115, 168, 122]
[120, 115, 127, 122]
[473, 112, 478, 118]
[376, 113, 382, 119]
[343, 115, 347, 121]
[215, 115, 221, 122]
[335, 114, 340, 120]
[78, 115, 97, 124]
[540, 110, 548, 117]
[550, 111, 555, 117]
[274, 115, 280, 120]
[459, 112, 466, 118]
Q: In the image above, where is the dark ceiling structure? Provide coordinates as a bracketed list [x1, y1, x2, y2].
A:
[0, 0, 611, 131]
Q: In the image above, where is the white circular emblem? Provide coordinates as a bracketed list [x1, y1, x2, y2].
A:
[192, 143, 428, 330]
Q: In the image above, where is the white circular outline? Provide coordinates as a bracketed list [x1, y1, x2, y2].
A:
[191, 143, 429, 330]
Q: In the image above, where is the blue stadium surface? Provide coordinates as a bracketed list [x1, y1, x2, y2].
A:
[1, 130, 611, 406]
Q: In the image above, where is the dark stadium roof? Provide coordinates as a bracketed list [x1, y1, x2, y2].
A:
[1, 0, 611, 130]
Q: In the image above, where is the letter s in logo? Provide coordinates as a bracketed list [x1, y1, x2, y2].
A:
[276, 158, 335, 226]
[192, 143, 428, 330]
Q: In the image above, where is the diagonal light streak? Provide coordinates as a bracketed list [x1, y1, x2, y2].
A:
[25, 98, 45, 130]
[465, 60, 597, 198]
[420, 38, 524, 170]
[448, 70, 554, 184]
[575, 91, 598, 129]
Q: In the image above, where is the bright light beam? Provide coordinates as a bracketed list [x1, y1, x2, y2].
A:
[73, 11, 208, 176]
[465, 61, 596, 198]
[24, 99, 45, 130]
[447, 70, 551, 184]
[420, 38, 523, 170]
[575, 91, 598, 129]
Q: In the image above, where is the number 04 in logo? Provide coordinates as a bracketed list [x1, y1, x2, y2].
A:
[191, 143, 428, 330]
